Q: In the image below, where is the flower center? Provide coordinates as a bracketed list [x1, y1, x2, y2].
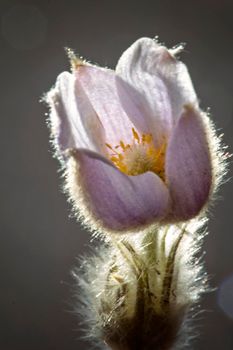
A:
[106, 128, 166, 181]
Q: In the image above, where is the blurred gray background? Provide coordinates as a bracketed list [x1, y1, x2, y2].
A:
[1, 0, 233, 349]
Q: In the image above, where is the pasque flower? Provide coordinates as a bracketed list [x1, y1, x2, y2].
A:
[47, 38, 222, 233]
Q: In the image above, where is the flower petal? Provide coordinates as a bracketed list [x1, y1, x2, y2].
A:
[76, 65, 144, 147]
[72, 149, 170, 231]
[116, 38, 198, 140]
[165, 105, 212, 220]
[46, 71, 105, 157]
[115, 76, 166, 147]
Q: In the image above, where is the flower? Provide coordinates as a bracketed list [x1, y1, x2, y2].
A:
[46, 37, 222, 233]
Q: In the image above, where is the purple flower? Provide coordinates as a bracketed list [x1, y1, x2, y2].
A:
[46, 38, 219, 233]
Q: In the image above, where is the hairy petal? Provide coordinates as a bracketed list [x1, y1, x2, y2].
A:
[165, 105, 212, 220]
[72, 149, 170, 231]
[46, 71, 105, 157]
[116, 37, 198, 141]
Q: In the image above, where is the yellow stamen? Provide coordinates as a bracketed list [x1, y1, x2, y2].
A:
[106, 128, 166, 181]
[120, 140, 126, 150]
[106, 143, 114, 150]
[132, 128, 140, 143]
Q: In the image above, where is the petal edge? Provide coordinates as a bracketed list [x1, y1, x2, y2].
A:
[68, 149, 170, 232]
[165, 105, 212, 220]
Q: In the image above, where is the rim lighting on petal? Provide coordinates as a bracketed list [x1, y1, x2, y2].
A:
[71, 149, 170, 231]
[47, 37, 216, 232]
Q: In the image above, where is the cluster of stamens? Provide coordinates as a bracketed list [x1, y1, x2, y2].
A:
[106, 128, 166, 181]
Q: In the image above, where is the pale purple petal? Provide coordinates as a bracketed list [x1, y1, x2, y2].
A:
[47, 71, 105, 156]
[115, 76, 166, 147]
[116, 38, 198, 140]
[116, 38, 172, 143]
[165, 105, 212, 220]
[74, 149, 170, 231]
[76, 65, 145, 147]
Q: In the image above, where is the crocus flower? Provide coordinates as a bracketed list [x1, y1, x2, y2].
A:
[47, 38, 221, 233]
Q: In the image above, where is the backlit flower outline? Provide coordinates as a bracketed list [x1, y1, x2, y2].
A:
[46, 38, 224, 234]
